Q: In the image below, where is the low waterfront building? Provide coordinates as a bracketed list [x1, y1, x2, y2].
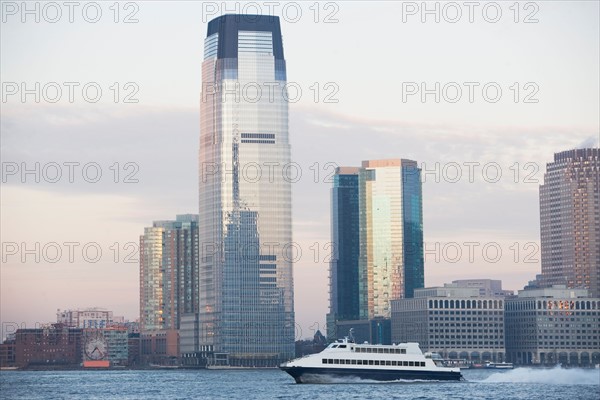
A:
[14, 325, 83, 369]
[0, 337, 16, 368]
[103, 327, 129, 366]
[391, 281, 507, 363]
[140, 329, 179, 366]
[505, 285, 600, 366]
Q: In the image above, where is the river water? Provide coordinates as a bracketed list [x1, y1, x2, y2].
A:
[1, 366, 598, 399]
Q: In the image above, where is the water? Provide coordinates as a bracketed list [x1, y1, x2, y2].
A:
[1, 367, 598, 399]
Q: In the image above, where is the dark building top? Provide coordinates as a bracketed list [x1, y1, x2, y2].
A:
[553, 147, 599, 162]
[207, 14, 284, 60]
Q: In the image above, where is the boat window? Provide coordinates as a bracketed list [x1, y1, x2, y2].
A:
[374, 360, 380, 366]
[392, 361, 397, 366]
[383, 348, 389, 354]
[332, 345, 338, 348]
[420, 362, 426, 367]
[357, 360, 362, 365]
[409, 361, 414, 366]
[368, 360, 374, 365]
[351, 359, 357, 364]
[328, 359, 333, 364]
[378, 348, 384, 354]
[401, 349, 406, 354]
[403, 361, 408, 366]
[338, 345, 346, 348]
[334, 359, 339, 364]
[386, 361, 391, 366]
[322, 359, 328, 364]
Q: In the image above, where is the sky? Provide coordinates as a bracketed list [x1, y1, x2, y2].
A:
[1, 1, 599, 340]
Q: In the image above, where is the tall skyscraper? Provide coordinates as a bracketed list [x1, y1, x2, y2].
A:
[539, 148, 600, 297]
[327, 167, 361, 338]
[140, 225, 164, 332]
[328, 159, 424, 338]
[199, 14, 294, 366]
[359, 159, 424, 319]
[139, 215, 199, 332]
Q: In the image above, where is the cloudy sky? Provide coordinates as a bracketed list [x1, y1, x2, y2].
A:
[1, 1, 599, 339]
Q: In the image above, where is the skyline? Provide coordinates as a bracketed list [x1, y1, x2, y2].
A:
[2, 1, 600, 339]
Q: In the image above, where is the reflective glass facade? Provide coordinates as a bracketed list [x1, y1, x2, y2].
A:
[539, 148, 600, 297]
[327, 168, 361, 339]
[199, 15, 294, 366]
[359, 160, 424, 319]
[401, 160, 424, 298]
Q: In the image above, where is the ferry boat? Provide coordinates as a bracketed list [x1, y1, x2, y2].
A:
[280, 335, 462, 383]
[485, 362, 514, 369]
[469, 361, 514, 370]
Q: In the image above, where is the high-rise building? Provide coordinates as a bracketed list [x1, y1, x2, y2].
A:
[199, 14, 294, 366]
[139, 215, 199, 332]
[327, 160, 424, 340]
[359, 159, 424, 319]
[539, 148, 600, 297]
[327, 167, 361, 339]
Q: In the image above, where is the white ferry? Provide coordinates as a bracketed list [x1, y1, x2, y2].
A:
[280, 336, 462, 383]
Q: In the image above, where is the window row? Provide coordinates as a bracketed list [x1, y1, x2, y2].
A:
[354, 347, 406, 354]
[323, 358, 426, 367]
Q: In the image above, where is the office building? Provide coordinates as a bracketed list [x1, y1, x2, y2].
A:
[391, 281, 507, 363]
[505, 285, 600, 366]
[198, 14, 294, 366]
[327, 160, 424, 340]
[327, 167, 361, 339]
[539, 148, 600, 296]
[359, 159, 424, 319]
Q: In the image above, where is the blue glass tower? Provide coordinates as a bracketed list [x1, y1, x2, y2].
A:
[327, 167, 361, 339]
[401, 160, 424, 298]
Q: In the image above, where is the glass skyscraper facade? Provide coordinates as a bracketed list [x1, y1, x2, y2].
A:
[539, 148, 600, 297]
[199, 15, 294, 366]
[359, 159, 424, 319]
[328, 159, 424, 336]
[327, 167, 361, 339]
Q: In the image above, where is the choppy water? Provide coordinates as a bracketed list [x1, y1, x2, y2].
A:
[1, 367, 598, 399]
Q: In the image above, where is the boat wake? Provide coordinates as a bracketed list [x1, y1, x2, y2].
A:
[479, 367, 599, 385]
[300, 374, 447, 384]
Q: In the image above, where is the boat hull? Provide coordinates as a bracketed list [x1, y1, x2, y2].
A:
[280, 366, 462, 384]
